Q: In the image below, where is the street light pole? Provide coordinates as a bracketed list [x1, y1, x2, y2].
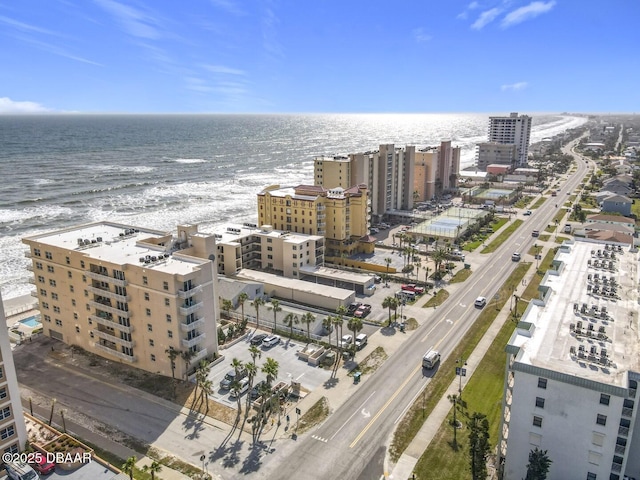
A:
[456, 358, 467, 400]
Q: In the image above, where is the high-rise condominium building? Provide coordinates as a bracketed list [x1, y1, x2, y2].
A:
[0, 292, 28, 455]
[498, 240, 640, 480]
[476, 142, 518, 171]
[257, 184, 369, 258]
[23, 222, 220, 379]
[488, 112, 531, 166]
[314, 144, 414, 221]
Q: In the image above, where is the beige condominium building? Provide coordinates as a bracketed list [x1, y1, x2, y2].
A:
[488, 112, 532, 166]
[212, 223, 324, 278]
[498, 240, 640, 480]
[0, 292, 28, 455]
[22, 222, 220, 379]
[257, 184, 370, 258]
[476, 142, 518, 171]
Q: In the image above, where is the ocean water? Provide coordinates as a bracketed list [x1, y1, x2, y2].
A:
[0, 113, 587, 298]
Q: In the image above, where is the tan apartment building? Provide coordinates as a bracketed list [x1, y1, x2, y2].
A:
[22, 222, 220, 379]
[476, 142, 517, 171]
[414, 148, 438, 201]
[257, 184, 370, 258]
[0, 293, 28, 455]
[213, 223, 324, 278]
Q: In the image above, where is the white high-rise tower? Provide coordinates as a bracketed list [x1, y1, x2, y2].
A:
[488, 112, 532, 166]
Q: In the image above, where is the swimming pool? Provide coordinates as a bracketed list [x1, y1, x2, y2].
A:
[19, 316, 41, 328]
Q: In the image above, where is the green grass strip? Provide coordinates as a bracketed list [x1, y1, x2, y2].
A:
[480, 220, 523, 254]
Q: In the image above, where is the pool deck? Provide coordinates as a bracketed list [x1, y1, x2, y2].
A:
[2, 293, 41, 336]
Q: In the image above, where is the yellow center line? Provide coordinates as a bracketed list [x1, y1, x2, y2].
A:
[349, 362, 422, 448]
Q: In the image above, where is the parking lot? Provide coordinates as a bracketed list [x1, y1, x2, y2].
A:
[1, 459, 120, 480]
[208, 331, 334, 409]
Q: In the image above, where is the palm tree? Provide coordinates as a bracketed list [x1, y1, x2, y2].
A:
[165, 347, 179, 379]
[283, 312, 299, 339]
[347, 317, 363, 356]
[525, 447, 552, 480]
[414, 258, 422, 283]
[121, 455, 136, 480]
[321, 315, 333, 336]
[248, 344, 262, 366]
[237, 292, 248, 325]
[262, 357, 280, 387]
[268, 299, 282, 333]
[231, 357, 244, 378]
[221, 298, 234, 319]
[382, 296, 399, 326]
[251, 297, 265, 329]
[300, 312, 316, 342]
[244, 361, 258, 414]
[148, 460, 162, 480]
[384, 257, 392, 286]
[181, 349, 196, 378]
[425, 266, 431, 286]
[200, 379, 213, 414]
[432, 247, 448, 279]
[334, 305, 347, 346]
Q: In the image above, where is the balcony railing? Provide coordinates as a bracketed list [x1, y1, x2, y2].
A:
[181, 332, 206, 348]
[611, 462, 622, 473]
[94, 343, 136, 363]
[317, 222, 326, 229]
[317, 213, 326, 220]
[178, 284, 202, 299]
[30, 291, 39, 299]
[26, 264, 33, 272]
[190, 348, 208, 363]
[180, 318, 205, 332]
[615, 444, 626, 455]
[622, 407, 633, 418]
[179, 302, 203, 316]
[630, 387, 637, 398]
[93, 329, 135, 348]
[90, 315, 134, 333]
[317, 205, 326, 211]
[24, 251, 32, 258]
[28, 278, 37, 285]
[89, 301, 131, 318]
[87, 286, 130, 303]
[86, 271, 128, 287]
[619, 426, 629, 436]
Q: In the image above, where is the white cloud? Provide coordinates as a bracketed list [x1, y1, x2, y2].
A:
[0, 97, 51, 113]
[501, 1, 556, 28]
[94, 0, 162, 39]
[457, 1, 480, 19]
[412, 28, 432, 43]
[501, 81, 529, 91]
[0, 15, 58, 36]
[203, 65, 246, 75]
[209, 0, 246, 16]
[471, 8, 502, 30]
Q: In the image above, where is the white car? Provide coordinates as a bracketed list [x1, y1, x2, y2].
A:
[474, 296, 487, 308]
[340, 334, 353, 348]
[262, 335, 281, 348]
[512, 253, 521, 262]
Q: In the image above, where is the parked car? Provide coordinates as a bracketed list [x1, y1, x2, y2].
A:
[229, 377, 250, 398]
[354, 304, 372, 318]
[220, 369, 247, 390]
[348, 302, 363, 315]
[250, 380, 267, 399]
[355, 333, 368, 350]
[340, 334, 353, 348]
[401, 284, 425, 294]
[523, 210, 532, 216]
[250, 333, 268, 345]
[262, 335, 281, 348]
[31, 454, 56, 475]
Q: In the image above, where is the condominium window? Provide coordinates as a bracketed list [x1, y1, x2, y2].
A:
[600, 394, 610, 406]
[55, 319, 62, 326]
[0, 426, 15, 440]
[67, 271, 72, 278]
[71, 299, 76, 306]
[0, 367, 3, 379]
[45, 251, 52, 259]
[80, 261, 85, 268]
[586, 473, 596, 480]
[596, 414, 607, 426]
[38, 276, 45, 283]
[35, 262, 43, 270]
[44, 315, 51, 322]
[144, 293, 150, 301]
[82, 275, 86, 282]
[163, 281, 169, 291]
[150, 354, 156, 362]
[537, 378, 547, 389]
[51, 293, 58, 300]
[143, 276, 148, 285]
[53, 306, 60, 313]
[0, 407, 10, 421]
[149, 339, 154, 347]
[165, 298, 170, 307]
[41, 302, 49, 310]
[146, 308, 151, 316]
[0, 388, 6, 399]
[40, 289, 47, 296]
[168, 330, 173, 338]
[535, 397, 545, 409]
[147, 324, 153, 332]
[4, 444, 18, 455]
[73, 313, 78, 320]
[532, 416, 543, 428]
[70, 285, 74, 293]
[166, 314, 172, 323]
[75, 326, 80, 333]
[34, 248, 41, 257]
[66, 256, 70, 265]
[47, 265, 55, 273]
[267, 238, 272, 243]
[49, 279, 56, 287]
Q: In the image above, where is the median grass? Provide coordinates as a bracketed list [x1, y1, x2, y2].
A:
[389, 262, 531, 463]
[480, 219, 523, 254]
[423, 289, 449, 307]
[449, 268, 472, 283]
[531, 197, 546, 209]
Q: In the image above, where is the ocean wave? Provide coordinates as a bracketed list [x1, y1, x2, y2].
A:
[175, 158, 207, 164]
[86, 164, 156, 173]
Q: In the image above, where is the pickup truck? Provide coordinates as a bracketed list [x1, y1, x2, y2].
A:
[401, 284, 425, 294]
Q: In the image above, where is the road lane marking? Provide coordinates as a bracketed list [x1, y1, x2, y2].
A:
[361, 408, 370, 418]
[329, 390, 377, 441]
[312, 435, 328, 443]
[349, 363, 422, 448]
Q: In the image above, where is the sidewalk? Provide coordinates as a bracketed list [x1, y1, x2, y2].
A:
[386, 261, 538, 480]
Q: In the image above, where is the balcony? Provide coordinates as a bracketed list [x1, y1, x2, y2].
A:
[317, 213, 326, 220]
[30, 291, 39, 299]
[89, 301, 131, 318]
[181, 332, 206, 348]
[92, 329, 135, 349]
[317, 222, 326, 229]
[94, 343, 136, 363]
[28, 278, 37, 285]
[179, 302, 203, 316]
[622, 407, 633, 418]
[630, 387, 637, 398]
[619, 426, 629, 436]
[316, 205, 326, 212]
[611, 463, 622, 473]
[190, 348, 208, 363]
[86, 271, 128, 287]
[615, 444, 626, 455]
[26, 264, 33, 272]
[87, 286, 130, 303]
[178, 284, 202, 299]
[180, 317, 205, 332]
[90, 315, 134, 333]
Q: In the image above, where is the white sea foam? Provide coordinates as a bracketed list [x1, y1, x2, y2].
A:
[175, 158, 207, 164]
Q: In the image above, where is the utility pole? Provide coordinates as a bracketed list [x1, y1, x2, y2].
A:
[456, 358, 467, 400]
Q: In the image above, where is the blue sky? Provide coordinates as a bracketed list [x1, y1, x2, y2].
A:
[0, 0, 637, 113]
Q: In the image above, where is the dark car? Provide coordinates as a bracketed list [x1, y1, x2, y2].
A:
[250, 380, 267, 399]
[250, 333, 268, 345]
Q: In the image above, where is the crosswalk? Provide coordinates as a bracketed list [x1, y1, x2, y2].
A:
[311, 434, 328, 443]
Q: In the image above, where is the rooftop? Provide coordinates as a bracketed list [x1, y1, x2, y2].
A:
[23, 221, 208, 274]
[211, 223, 322, 245]
[512, 240, 640, 388]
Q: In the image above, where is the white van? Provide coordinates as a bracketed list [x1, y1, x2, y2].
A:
[355, 333, 368, 350]
[422, 350, 441, 369]
[229, 377, 250, 398]
[395, 290, 416, 301]
[5, 461, 40, 480]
